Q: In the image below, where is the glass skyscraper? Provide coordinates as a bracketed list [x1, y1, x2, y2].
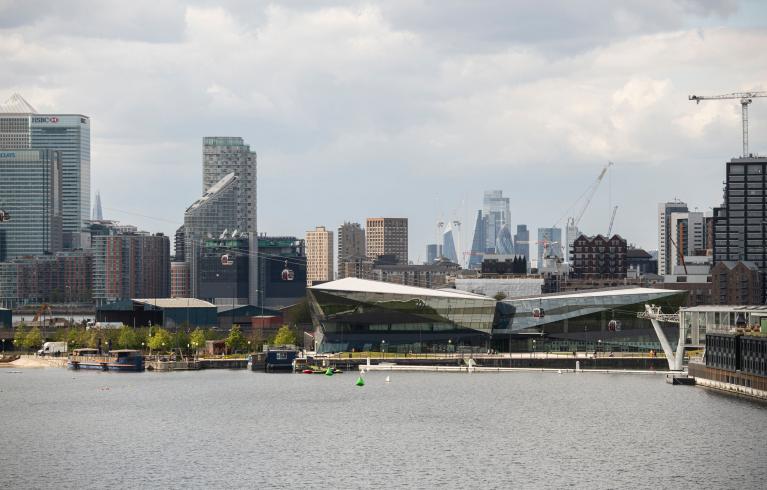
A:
[0, 94, 90, 250]
[0, 149, 63, 261]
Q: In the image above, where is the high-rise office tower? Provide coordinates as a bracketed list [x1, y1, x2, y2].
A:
[658, 201, 689, 275]
[199, 137, 258, 304]
[0, 149, 63, 261]
[337, 222, 365, 278]
[495, 224, 514, 255]
[426, 244, 443, 264]
[483, 190, 511, 253]
[513, 224, 530, 260]
[713, 157, 767, 303]
[0, 94, 90, 250]
[306, 226, 334, 285]
[537, 227, 563, 265]
[468, 210, 486, 269]
[174, 225, 186, 262]
[366, 218, 408, 264]
[92, 191, 103, 220]
[443, 222, 459, 264]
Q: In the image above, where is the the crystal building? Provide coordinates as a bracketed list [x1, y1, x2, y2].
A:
[0, 149, 63, 260]
[0, 94, 90, 250]
[308, 278, 497, 353]
[308, 277, 686, 353]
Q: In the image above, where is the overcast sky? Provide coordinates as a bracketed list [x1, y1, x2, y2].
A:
[2, 0, 766, 263]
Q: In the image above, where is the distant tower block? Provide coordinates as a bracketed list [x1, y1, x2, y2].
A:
[92, 191, 103, 220]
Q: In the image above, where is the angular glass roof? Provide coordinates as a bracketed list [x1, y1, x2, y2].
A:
[0, 93, 37, 114]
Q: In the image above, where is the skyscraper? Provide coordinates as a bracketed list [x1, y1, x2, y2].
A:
[306, 226, 334, 284]
[426, 244, 443, 264]
[443, 222, 459, 264]
[366, 218, 408, 264]
[468, 210, 485, 269]
[184, 173, 240, 299]
[658, 201, 689, 275]
[0, 94, 90, 250]
[198, 137, 258, 304]
[337, 222, 365, 278]
[713, 157, 767, 303]
[92, 191, 103, 221]
[513, 224, 530, 261]
[483, 190, 511, 253]
[495, 224, 514, 255]
[0, 149, 63, 261]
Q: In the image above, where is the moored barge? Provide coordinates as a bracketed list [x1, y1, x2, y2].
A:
[68, 348, 145, 372]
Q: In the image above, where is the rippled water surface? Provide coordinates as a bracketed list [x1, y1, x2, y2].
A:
[2, 368, 766, 489]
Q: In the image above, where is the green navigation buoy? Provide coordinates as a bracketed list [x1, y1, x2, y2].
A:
[356, 376, 365, 387]
[325, 367, 334, 376]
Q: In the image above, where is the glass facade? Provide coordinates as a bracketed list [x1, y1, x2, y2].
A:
[31, 115, 90, 249]
[308, 281, 496, 353]
[0, 149, 62, 260]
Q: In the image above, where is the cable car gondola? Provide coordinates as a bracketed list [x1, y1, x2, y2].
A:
[533, 308, 545, 319]
[220, 254, 234, 266]
[0, 209, 9, 222]
[608, 320, 621, 331]
[281, 260, 295, 281]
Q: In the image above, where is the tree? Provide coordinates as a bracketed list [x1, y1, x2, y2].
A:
[24, 327, 43, 351]
[14, 323, 27, 351]
[117, 326, 138, 349]
[147, 328, 172, 352]
[225, 325, 247, 353]
[272, 325, 297, 346]
[493, 292, 507, 301]
[190, 328, 206, 351]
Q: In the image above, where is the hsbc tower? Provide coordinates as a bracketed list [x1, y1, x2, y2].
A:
[0, 94, 90, 250]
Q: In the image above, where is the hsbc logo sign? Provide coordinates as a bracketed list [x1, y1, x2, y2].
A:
[31, 116, 60, 123]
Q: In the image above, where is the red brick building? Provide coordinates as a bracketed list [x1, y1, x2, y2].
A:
[571, 234, 627, 279]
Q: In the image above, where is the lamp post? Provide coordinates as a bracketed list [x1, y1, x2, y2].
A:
[597, 339, 602, 358]
[448, 338, 452, 357]
[381, 340, 386, 358]
[532, 339, 536, 359]
[1, 338, 4, 353]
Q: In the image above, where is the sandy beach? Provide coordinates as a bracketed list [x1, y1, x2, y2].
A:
[1, 356, 67, 369]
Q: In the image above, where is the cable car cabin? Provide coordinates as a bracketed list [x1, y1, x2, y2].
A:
[533, 308, 545, 319]
[608, 320, 622, 331]
[281, 261, 295, 281]
[0, 209, 9, 222]
[220, 254, 234, 266]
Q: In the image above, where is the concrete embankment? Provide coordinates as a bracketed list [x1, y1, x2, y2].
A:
[358, 364, 673, 375]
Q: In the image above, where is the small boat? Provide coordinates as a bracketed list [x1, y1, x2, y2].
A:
[301, 365, 342, 374]
[68, 349, 144, 372]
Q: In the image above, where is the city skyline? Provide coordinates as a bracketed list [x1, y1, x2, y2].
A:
[1, 1, 766, 262]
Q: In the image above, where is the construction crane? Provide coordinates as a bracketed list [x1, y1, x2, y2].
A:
[689, 91, 767, 157]
[607, 205, 618, 236]
[566, 161, 613, 229]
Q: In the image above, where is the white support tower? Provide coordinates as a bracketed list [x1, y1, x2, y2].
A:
[637, 304, 684, 371]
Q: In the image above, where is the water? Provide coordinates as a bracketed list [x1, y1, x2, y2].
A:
[2, 369, 766, 489]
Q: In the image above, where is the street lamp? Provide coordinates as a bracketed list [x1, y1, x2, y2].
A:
[448, 338, 452, 356]
[532, 339, 536, 359]
[597, 339, 602, 357]
[381, 340, 386, 358]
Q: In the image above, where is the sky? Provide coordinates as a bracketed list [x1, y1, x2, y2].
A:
[1, 0, 766, 264]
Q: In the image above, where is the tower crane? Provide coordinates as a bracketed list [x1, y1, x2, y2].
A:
[607, 205, 618, 236]
[689, 91, 767, 157]
[568, 161, 613, 229]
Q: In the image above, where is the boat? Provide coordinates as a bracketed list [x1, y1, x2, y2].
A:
[301, 365, 342, 374]
[68, 348, 144, 372]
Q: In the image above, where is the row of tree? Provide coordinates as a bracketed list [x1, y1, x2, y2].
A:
[8, 323, 299, 354]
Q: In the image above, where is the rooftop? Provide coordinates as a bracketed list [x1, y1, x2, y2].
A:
[133, 298, 216, 309]
[0, 93, 37, 114]
[681, 305, 767, 313]
[310, 277, 493, 300]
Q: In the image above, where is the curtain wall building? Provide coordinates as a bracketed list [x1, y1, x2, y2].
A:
[201, 137, 258, 304]
[0, 94, 90, 250]
[337, 222, 365, 279]
[0, 149, 63, 261]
